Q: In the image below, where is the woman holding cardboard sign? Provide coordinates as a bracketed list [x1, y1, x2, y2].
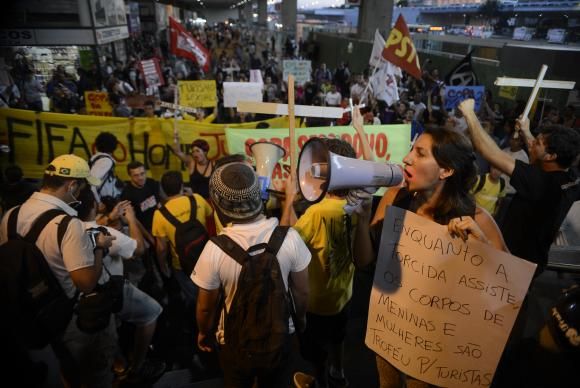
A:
[352, 127, 508, 388]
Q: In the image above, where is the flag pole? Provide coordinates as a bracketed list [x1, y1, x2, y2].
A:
[288, 75, 297, 183]
[360, 65, 379, 105]
[173, 83, 179, 141]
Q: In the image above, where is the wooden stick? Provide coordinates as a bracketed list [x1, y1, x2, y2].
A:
[173, 85, 179, 140]
[522, 64, 548, 120]
[288, 75, 297, 183]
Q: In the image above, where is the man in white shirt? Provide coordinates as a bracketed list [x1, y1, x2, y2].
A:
[408, 92, 426, 122]
[76, 186, 166, 384]
[0, 154, 116, 387]
[193, 162, 311, 387]
[324, 84, 342, 107]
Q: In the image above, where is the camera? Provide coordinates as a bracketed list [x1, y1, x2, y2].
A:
[86, 226, 110, 248]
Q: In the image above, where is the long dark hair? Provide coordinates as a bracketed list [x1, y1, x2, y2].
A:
[423, 127, 478, 224]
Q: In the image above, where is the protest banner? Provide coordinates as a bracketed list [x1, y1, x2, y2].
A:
[366, 207, 536, 388]
[223, 82, 263, 108]
[178, 80, 217, 108]
[0, 108, 289, 182]
[225, 124, 410, 192]
[444, 86, 485, 112]
[84, 91, 113, 116]
[283, 60, 312, 85]
[382, 15, 421, 80]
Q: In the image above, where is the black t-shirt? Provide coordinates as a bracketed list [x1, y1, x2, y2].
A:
[502, 160, 580, 271]
[120, 178, 160, 232]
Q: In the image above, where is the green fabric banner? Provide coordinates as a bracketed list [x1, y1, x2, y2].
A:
[225, 124, 411, 192]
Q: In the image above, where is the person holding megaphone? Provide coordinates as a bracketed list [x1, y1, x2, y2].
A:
[352, 126, 509, 388]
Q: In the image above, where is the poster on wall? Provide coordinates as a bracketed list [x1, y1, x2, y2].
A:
[91, 0, 127, 27]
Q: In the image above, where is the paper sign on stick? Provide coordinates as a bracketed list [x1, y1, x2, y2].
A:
[178, 80, 216, 108]
[283, 60, 312, 85]
[223, 82, 263, 108]
[366, 207, 536, 388]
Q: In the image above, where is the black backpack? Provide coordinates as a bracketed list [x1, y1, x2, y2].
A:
[0, 207, 75, 349]
[159, 195, 208, 275]
[211, 226, 293, 368]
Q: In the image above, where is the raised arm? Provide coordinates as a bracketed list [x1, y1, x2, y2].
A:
[352, 105, 374, 161]
[170, 134, 193, 165]
[458, 99, 516, 176]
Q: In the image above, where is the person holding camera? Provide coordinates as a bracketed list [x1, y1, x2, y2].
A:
[0, 154, 116, 387]
[76, 186, 166, 385]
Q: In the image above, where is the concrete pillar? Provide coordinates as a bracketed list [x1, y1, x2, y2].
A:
[357, 0, 394, 41]
[281, 0, 297, 33]
[239, 2, 253, 24]
[78, 0, 92, 27]
[257, 0, 267, 26]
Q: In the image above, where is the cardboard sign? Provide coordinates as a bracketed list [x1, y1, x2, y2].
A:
[366, 207, 536, 388]
[84, 91, 113, 116]
[283, 60, 312, 85]
[444, 86, 485, 111]
[223, 82, 263, 108]
[140, 58, 164, 88]
[178, 80, 216, 108]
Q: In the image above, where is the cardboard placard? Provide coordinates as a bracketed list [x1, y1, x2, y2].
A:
[366, 207, 536, 387]
[178, 80, 217, 108]
[223, 82, 263, 108]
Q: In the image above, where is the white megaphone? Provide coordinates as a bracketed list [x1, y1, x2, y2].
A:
[298, 137, 403, 203]
[250, 141, 286, 200]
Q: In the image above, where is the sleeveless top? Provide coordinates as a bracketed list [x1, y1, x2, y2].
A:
[371, 188, 476, 253]
[189, 161, 213, 199]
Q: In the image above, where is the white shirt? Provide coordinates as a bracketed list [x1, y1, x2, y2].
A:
[409, 101, 426, 121]
[90, 153, 122, 201]
[0, 192, 95, 298]
[192, 217, 311, 344]
[83, 221, 136, 282]
[325, 91, 342, 107]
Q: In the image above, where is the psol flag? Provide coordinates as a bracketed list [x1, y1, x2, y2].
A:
[169, 17, 211, 72]
[382, 15, 421, 80]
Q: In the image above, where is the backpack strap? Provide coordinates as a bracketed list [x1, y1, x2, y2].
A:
[188, 195, 197, 221]
[499, 177, 505, 193]
[210, 234, 250, 266]
[474, 174, 486, 194]
[24, 209, 68, 244]
[159, 204, 181, 228]
[7, 206, 21, 240]
[266, 226, 290, 256]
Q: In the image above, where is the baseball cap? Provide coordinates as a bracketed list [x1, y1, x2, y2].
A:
[45, 154, 101, 186]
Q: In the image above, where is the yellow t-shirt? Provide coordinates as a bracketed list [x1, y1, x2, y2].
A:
[294, 197, 355, 316]
[152, 194, 213, 270]
[471, 174, 506, 216]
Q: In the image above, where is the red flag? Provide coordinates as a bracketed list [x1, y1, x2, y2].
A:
[382, 15, 422, 80]
[169, 17, 211, 72]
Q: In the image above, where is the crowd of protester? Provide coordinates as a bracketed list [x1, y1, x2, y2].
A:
[1, 20, 579, 388]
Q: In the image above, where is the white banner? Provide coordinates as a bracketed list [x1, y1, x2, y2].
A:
[283, 60, 312, 85]
[224, 82, 263, 108]
[366, 207, 536, 388]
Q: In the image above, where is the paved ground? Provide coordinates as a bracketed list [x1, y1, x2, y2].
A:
[32, 264, 578, 388]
